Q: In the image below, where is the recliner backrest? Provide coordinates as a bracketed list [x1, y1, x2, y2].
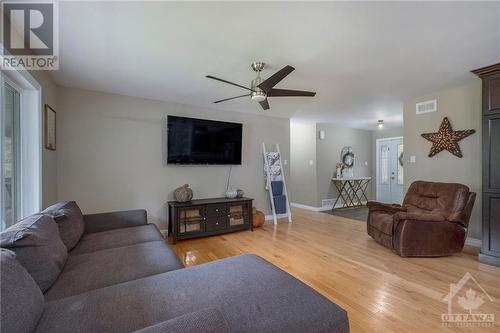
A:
[403, 181, 471, 222]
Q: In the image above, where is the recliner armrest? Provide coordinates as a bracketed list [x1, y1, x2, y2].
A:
[83, 209, 147, 234]
[394, 211, 447, 222]
[367, 201, 406, 213]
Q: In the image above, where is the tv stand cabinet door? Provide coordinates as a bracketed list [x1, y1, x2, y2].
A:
[177, 206, 206, 238]
[227, 201, 251, 229]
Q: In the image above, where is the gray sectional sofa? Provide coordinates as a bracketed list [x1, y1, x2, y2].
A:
[0, 201, 349, 333]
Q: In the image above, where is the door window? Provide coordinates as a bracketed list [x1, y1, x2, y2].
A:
[380, 145, 389, 185]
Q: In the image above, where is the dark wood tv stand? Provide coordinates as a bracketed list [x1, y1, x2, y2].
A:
[167, 197, 253, 244]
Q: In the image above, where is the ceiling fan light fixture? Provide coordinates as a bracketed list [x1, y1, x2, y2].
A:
[378, 120, 384, 129]
[251, 92, 267, 102]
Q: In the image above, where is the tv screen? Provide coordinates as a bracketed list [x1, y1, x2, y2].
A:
[167, 116, 242, 165]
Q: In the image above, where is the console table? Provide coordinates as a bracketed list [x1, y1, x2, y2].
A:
[168, 197, 253, 244]
[331, 177, 371, 210]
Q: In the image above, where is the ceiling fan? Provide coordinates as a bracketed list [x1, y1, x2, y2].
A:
[206, 62, 316, 110]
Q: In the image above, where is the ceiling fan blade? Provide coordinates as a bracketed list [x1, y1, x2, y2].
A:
[257, 65, 295, 92]
[213, 94, 251, 104]
[267, 88, 316, 97]
[206, 75, 255, 92]
[259, 99, 270, 110]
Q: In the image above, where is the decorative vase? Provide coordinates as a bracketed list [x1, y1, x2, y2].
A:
[252, 208, 265, 228]
[173, 184, 193, 202]
[225, 188, 238, 199]
[236, 189, 244, 198]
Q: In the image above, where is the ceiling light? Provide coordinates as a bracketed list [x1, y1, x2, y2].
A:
[251, 92, 267, 102]
[378, 120, 384, 129]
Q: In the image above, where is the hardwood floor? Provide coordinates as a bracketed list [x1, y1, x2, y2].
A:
[170, 207, 500, 333]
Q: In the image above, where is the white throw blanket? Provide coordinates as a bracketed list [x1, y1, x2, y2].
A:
[264, 152, 283, 190]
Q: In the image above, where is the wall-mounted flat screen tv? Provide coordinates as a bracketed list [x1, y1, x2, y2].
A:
[167, 116, 242, 165]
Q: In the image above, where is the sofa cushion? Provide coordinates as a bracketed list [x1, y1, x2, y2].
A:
[132, 308, 230, 333]
[70, 224, 164, 255]
[45, 240, 183, 300]
[0, 214, 68, 292]
[36, 254, 349, 333]
[0, 249, 44, 333]
[42, 201, 85, 250]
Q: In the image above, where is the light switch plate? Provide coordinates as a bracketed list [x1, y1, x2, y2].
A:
[410, 155, 416, 163]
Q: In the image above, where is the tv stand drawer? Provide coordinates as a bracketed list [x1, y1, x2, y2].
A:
[206, 204, 227, 217]
[206, 217, 227, 232]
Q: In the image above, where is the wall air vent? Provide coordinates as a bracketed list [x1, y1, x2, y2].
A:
[416, 99, 437, 114]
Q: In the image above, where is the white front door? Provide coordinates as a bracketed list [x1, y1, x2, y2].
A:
[376, 137, 404, 204]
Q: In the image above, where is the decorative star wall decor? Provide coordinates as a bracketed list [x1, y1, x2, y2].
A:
[421, 117, 475, 158]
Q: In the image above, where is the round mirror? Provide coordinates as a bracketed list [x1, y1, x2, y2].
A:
[343, 152, 354, 168]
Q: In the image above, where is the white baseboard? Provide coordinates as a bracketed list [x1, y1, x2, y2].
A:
[264, 213, 289, 221]
[290, 202, 326, 212]
[290, 201, 367, 212]
[465, 237, 481, 248]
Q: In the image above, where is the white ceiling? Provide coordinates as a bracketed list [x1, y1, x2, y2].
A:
[51, 1, 500, 129]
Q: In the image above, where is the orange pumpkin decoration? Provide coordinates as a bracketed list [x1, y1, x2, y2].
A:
[252, 208, 265, 228]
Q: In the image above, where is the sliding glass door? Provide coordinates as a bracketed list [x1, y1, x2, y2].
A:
[2, 82, 21, 230]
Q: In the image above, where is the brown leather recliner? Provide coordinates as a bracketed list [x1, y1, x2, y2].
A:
[367, 181, 476, 257]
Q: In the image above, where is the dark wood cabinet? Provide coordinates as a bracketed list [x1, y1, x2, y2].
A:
[483, 75, 500, 114]
[483, 114, 500, 191]
[168, 197, 253, 244]
[483, 194, 500, 256]
[473, 63, 500, 266]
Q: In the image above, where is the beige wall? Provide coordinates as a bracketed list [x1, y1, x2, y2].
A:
[30, 71, 59, 208]
[403, 80, 482, 239]
[289, 122, 318, 207]
[316, 124, 372, 207]
[290, 123, 373, 208]
[56, 86, 290, 230]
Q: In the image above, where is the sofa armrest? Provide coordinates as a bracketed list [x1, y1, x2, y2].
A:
[132, 308, 230, 333]
[83, 209, 147, 234]
[367, 201, 406, 214]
